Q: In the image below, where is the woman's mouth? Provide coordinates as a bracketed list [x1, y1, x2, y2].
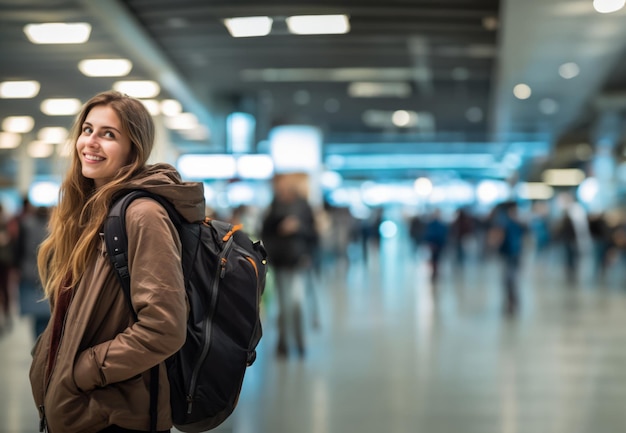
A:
[84, 154, 105, 162]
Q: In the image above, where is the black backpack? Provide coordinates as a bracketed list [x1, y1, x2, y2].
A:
[104, 189, 267, 433]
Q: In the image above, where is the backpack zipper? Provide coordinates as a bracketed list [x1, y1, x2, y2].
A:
[186, 233, 235, 414]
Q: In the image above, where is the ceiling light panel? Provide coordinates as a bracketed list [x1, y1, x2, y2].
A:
[40, 98, 82, 116]
[223, 17, 273, 37]
[160, 99, 182, 116]
[542, 168, 586, 186]
[517, 182, 554, 200]
[0, 132, 21, 149]
[286, 15, 350, 35]
[177, 154, 236, 179]
[140, 99, 160, 116]
[164, 112, 199, 130]
[0, 81, 40, 98]
[348, 82, 412, 98]
[2, 116, 34, 133]
[78, 59, 133, 77]
[24, 22, 91, 44]
[38, 127, 69, 143]
[113, 80, 160, 98]
[27, 140, 55, 158]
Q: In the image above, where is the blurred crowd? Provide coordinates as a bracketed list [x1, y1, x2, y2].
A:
[3, 182, 626, 359]
[0, 197, 51, 338]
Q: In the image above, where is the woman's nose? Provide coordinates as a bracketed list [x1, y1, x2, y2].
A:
[85, 133, 99, 147]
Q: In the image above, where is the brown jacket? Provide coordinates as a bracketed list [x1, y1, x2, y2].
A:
[29, 164, 205, 433]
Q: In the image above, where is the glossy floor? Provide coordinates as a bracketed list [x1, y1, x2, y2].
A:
[2, 239, 626, 433]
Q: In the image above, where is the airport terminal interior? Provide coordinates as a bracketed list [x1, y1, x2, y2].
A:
[2, 0, 626, 432]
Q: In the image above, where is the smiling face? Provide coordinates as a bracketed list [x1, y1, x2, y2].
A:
[76, 104, 132, 188]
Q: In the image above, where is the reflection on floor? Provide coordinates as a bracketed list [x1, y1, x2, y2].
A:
[2, 237, 626, 433]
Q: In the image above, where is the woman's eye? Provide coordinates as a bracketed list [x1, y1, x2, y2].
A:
[104, 131, 115, 138]
[82, 126, 92, 134]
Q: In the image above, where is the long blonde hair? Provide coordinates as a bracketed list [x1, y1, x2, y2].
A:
[38, 90, 155, 303]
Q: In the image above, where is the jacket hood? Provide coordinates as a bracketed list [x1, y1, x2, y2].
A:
[124, 163, 206, 222]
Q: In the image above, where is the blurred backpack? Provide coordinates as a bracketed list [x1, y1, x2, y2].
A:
[104, 189, 267, 433]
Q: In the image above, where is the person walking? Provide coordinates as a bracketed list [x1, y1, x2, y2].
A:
[451, 207, 474, 266]
[15, 199, 52, 339]
[261, 176, 318, 359]
[28, 90, 205, 433]
[0, 203, 14, 333]
[423, 209, 449, 284]
[496, 201, 527, 315]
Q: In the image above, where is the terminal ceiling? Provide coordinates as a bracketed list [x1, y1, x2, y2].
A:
[1, 0, 626, 183]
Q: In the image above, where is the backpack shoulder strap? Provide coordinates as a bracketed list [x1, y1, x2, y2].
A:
[104, 189, 173, 433]
[104, 189, 181, 316]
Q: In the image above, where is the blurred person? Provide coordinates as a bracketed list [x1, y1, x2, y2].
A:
[230, 204, 261, 239]
[261, 176, 318, 359]
[588, 212, 612, 280]
[450, 207, 474, 266]
[496, 201, 528, 315]
[423, 209, 449, 284]
[370, 207, 383, 253]
[408, 213, 425, 257]
[29, 90, 204, 433]
[358, 216, 373, 263]
[529, 201, 551, 255]
[326, 204, 353, 262]
[305, 211, 323, 330]
[0, 203, 14, 332]
[557, 198, 591, 284]
[16, 200, 51, 339]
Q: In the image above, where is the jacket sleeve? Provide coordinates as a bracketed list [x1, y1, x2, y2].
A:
[74, 198, 188, 391]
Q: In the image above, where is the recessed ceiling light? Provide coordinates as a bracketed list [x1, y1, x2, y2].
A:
[391, 110, 417, 128]
[593, 0, 626, 13]
[539, 98, 559, 115]
[113, 80, 161, 98]
[482, 16, 499, 31]
[559, 62, 580, 79]
[465, 107, 483, 123]
[78, 59, 133, 77]
[293, 90, 311, 105]
[40, 98, 82, 116]
[513, 83, 532, 99]
[286, 15, 350, 35]
[0, 80, 40, 98]
[223, 17, 273, 38]
[324, 98, 340, 113]
[2, 116, 34, 133]
[23, 22, 91, 44]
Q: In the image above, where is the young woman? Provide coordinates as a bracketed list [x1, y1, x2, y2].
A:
[29, 90, 205, 433]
